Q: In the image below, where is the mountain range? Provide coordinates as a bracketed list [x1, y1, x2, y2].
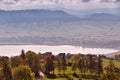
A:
[0, 10, 79, 23]
[0, 9, 120, 23]
[105, 51, 120, 58]
[88, 13, 120, 20]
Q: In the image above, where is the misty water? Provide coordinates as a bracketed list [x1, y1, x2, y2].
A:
[0, 20, 120, 48]
[0, 45, 118, 57]
[0, 18, 120, 57]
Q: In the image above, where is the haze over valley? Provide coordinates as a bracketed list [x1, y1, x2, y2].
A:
[0, 10, 120, 49]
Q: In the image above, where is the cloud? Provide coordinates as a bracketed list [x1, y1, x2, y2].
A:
[82, 0, 90, 2]
[0, 0, 120, 10]
[101, 0, 115, 2]
[116, 0, 120, 2]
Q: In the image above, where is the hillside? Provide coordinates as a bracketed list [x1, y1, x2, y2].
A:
[1, 10, 120, 23]
[0, 10, 78, 23]
[105, 51, 120, 58]
[88, 13, 120, 20]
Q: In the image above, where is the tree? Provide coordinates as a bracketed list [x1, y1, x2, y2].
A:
[104, 60, 120, 80]
[107, 61, 116, 79]
[0, 56, 9, 67]
[0, 67, 4, 79]
[45, 56, 54, 75]
[71, 54, 80, 64]
[2, 62, 13, 80]
[32, 54, 40, 77]
[98, 55, 103, 75]
[20, 50, 26, 59]
[20, 50, 27, 66]
[71, 54, 81, 74]
[57, 57, 61, 75]
[26, 51, 35, 68]
[81, 58, 87, 75]
[72, 63, 77, 73]
[10, 56, 21, 67]
[26, 51, 40, 77]
[13, 66, 35, 80]
[87, 55, 98, 75]
[78, 57, 87, 75]
[62, 55, 66, 74]
[57, 53, 66, 75]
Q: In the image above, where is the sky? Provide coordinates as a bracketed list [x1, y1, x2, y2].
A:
[0, 0, 120, 10]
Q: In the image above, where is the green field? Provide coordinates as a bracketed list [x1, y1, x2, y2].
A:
[43, 66, 99, 80]
[102, 59, 120, 68]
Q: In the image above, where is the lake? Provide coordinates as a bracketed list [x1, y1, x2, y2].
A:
[0, 45, 118, 57]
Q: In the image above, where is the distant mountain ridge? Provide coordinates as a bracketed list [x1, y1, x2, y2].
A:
[0, 9, 79, 23]
[105, 51, 120, 58]
[88, 13, 120, 20]
[0, 9, 120, 23]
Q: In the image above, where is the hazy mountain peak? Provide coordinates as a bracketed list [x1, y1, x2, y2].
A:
[0, 9, 79, 23]
[88, 12, 120, 20]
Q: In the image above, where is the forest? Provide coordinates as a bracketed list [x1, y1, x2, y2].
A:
[0, 50, 120, 80]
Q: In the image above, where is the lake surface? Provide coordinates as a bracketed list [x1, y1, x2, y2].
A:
[0, 45, 118, 57]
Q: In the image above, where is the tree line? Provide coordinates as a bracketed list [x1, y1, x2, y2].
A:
[0, 50, 120, 80]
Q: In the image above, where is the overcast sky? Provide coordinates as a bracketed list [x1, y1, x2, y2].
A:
[0, 0, 120, 10]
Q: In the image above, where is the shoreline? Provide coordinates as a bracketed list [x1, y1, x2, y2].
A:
[0, 43, 119, 49]
[0, 44, 118, 57]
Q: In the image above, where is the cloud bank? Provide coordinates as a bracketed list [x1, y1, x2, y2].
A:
[0, 0, 120, 10]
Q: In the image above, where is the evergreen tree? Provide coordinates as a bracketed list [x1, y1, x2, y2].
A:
[32, 54, 40, 77]
[2, 62, 13, 80]
[88, 55, 97, 75]
[62, 55, 66, 74]
[57, 57, 61, 75]
[26, 51, 40, 77]
[71, 54, 81, 74]
[20, 50, 25, 59]
[72, 63, 77, 73]
[20, 50, 26, 66]
[45, 56, 54, 75]
[98, 55, 103, 75]
[78, 58, 83, 74]
[26, 51, 35, 68]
